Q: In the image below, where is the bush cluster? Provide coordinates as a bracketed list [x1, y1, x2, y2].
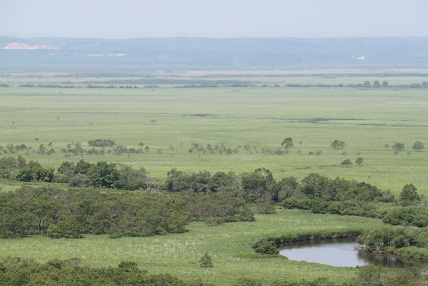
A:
[0, 185, 254, 238]
[0, 258, 211, 286]
[0, 187, 190, 238]
[357, 226, 428, 253]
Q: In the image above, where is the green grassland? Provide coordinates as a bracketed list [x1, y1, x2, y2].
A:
[0, 209, 384, 285]
[1, 72, 427, 194]
[0, 72, 427, 284]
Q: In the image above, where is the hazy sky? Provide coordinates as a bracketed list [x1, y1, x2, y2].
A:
[1, 0, 427, 38]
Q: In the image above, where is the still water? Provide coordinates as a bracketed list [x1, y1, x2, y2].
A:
[279, 239, 428, 268]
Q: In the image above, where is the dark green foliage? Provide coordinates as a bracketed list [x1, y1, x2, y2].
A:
[0, 156, 25, 178]
[255, 193, 276, 214]
[87, 161, 119, 188]
[185, 192, 254, 224]
[15, 161, 54, 182]
[233, 278, 262, 286]
[199, 253, 213, 267]
[208, 171, 239, 192]
[75, 159, 92, 174]
[88, 139, 115, 147]
[281, 174, 397, 220]
[281, 137, 294, 152]
[47, 220, 84, 238]
[166, 168, 192, 192]
[341, 158, 352, 167]
[354, 265, 427, 286]
[113, 165, 147, 190]
[241, 168, 276, 202]
[331, 140, 346, 149]
[383, 207, 428, 227]
[392, 142, 405, 152]
[276, 176, 299, 201]
[252, 239, 279, 255]
[0, 187, 190, 238]
[355, 157, 364, 165]
[0, 257, 214, 286]
[412, 141, 424, 151]
[399, 184, 421, 206]
[357, 226, 428, 252]
[238, 205, 256, 221]
[0, 185, 254, 238]
[166, 169, 240, 193]
[69, 173, 91, 187]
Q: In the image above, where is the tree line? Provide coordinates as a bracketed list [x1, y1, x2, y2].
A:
[1, 156, 427, 227]
[0, 185, 254, 238]
[0, 257, 426, 286]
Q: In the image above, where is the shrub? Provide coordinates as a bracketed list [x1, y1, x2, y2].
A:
[252, 239, 278, 255]
[47, 220, 84, 239]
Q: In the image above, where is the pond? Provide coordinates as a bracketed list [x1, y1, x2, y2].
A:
[279, 239, 428, 269]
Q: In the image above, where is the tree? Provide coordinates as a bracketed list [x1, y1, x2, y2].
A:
[281, 137, 294, 152]
[252, 239, 278, 255]
[15, 161, 54, 182]
[87, 161, 119, 188]
[373, 80, 381, 88]
[199, 253, 213, 267]
[412, 141, 424, 152]
[356, 157, 364, 166]
[392, 142, 405, 152]
[331, 140, 346, 149]
[382, 81, 389, 88]
[341, 159, 352, 167]
[241, 168, 276, 202]
[399, 184, 420, 206]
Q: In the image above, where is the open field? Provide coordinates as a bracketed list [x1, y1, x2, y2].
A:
[0, 209, 385, 285]
[1, 72, 427, 194]
[0, 71, 427, 284]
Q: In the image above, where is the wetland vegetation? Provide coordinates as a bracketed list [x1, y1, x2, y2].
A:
[0, 70, 428, 285]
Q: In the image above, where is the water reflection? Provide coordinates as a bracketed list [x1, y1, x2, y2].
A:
[279, 239, 428, 268]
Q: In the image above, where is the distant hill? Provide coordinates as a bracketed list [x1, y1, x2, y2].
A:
[1, 37, 427, 70]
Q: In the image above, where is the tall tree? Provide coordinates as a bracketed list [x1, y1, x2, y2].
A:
[399, 184, 420, 206]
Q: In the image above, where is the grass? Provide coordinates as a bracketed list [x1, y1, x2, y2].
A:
[0, 209, 385, 285]
[0, 71, 427, 284]
[1, 77, 427, 194]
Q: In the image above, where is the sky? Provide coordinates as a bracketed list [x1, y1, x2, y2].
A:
[1, 0, 427, 38]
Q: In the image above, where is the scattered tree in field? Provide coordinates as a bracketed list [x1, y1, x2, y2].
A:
[392, 142, 405, 152]
[341, 159, 352, 167]
[412, 141, 424, 152]
[399, 184, 420, 206]
[373, 80, 381, 88]
[356, 157, 364, 165]
[382, 81, 389, 87]
[331, 140, 346, 149]
[363, 81, 371, 87]
[199, 253, 213, 267]
[281, 137, 294, 152]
